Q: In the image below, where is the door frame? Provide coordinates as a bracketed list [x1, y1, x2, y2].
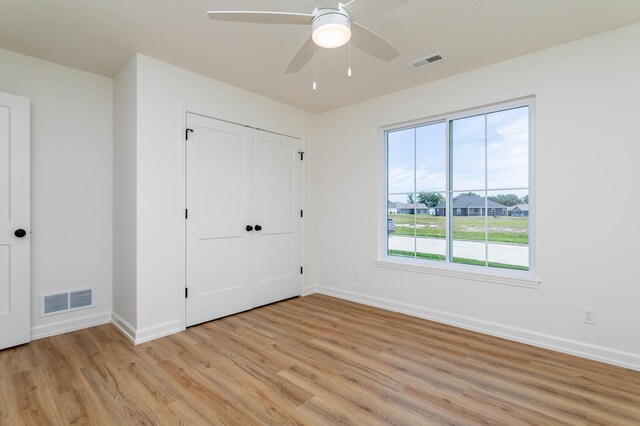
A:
[178, 108, 306, 330]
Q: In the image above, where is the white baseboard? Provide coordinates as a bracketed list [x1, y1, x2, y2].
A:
[28, 309, 184, 346]
[31, 311, 111, 340]
[110, 312, 183, 345]
[134, 319, 184, 344]
[302, 285, 317, 296]
[110, 311, 137, 344]
[316, 285, 640, 372]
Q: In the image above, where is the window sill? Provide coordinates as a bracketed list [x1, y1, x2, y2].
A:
[374, 258, 541, 289]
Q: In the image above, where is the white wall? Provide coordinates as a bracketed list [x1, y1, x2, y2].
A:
[309, 23, 640, 370]
[4, 21, 637, 371]
[112, 55, 138, 331]
[0, 48, 113, 338]
[130, 54, 314, 341]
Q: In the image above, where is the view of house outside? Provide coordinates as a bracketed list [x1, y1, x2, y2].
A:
[386, 105, 530, 271]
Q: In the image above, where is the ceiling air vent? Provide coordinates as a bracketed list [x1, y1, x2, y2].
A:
[409, 53, 445, 70]
[40, 288, 94, 317]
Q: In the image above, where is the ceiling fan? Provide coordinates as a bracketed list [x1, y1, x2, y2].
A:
[207, 0, 414, 74]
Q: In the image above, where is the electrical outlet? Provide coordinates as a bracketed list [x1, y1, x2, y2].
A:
[583, 308, 596, 325]
[355, 271, 361, 281]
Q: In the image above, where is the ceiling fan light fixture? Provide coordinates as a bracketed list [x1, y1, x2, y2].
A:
[312, 23, 351, 48]
[312, 9, 351, 49]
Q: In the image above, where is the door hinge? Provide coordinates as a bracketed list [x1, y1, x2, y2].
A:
[185, 288, 188, 298]
[300, 209, 304, 218]
[185, 209, 188, 219]
[300, 266, 304, 274]
[298, 151, 304, 161]
[185, 128, 194, 140]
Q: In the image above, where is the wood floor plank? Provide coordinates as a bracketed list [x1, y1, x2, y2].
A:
[157, 356, 264, 424]
[1, 294, 639, 425]
[12, 369, 65, 425]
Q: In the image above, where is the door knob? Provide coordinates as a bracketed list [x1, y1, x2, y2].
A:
[245, 225, 254, 232]
[254, 225, 262, 231]
[14, 229, 27, 238]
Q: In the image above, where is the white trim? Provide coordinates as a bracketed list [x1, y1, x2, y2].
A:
[110, 311, 137, 344]
[315, 286, 640, 372]
[302, 285, 317, 296]
[30, 311, 111, 340]
[375, 258, 540, 288]
[378, 126, 387, 261]
[528, 101, 537, 275]
[178, 106, 187, 338]
[299, 137, 307, 296]
[111, 312, 184, 345]
[134, 319, 184, 345]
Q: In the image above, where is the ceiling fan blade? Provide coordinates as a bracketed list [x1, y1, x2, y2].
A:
[207, 11, 313, 25]
[286, 37, 316, 73]
[342, 0, 415, 20]
[350, 22, 400, 62]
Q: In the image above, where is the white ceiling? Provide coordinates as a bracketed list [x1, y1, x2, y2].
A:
[2, 0, 640, 113]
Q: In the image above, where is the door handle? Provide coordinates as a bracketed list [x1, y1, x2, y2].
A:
[14, 229, 27, 238]
[254, 225, 262, 231]
[245, 225, 254, 232]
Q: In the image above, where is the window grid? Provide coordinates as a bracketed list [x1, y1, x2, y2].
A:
[385, 100, 532, 274]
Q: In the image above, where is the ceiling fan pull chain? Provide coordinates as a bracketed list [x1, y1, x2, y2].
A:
[348, 41, 352, 77]
[313, 49, 318, 90]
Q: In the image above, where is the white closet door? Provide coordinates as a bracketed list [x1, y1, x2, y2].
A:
[185, 114, 253, 326]
[252, 130, 302, 307]
[0, 92, 30, 350]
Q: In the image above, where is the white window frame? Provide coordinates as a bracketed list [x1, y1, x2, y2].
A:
[377, 97, 539, 288]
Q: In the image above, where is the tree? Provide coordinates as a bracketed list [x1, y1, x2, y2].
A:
[417, 192, 444, 208]
[459, 192, 479, 197]
[406, 194, 414, 204]
[521, 194, 529, 204]
[487, 193, 521, 207]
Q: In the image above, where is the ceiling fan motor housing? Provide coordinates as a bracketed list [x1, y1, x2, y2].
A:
[312, 6, 352, 48]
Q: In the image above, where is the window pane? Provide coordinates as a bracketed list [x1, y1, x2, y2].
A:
[388, 128, 415, 194]
[415, 192, 446, 262]
[387, 194, 416, 258]
[416, 122, 446, 192]
[451, 191, 487, 268]
[487, 190, 529, 271]
[451, 115, 485, 191]
[487, 107, 529, 189]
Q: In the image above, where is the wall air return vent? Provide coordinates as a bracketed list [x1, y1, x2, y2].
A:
[40, 288, 94, 317]
[409, 53, 445, 69]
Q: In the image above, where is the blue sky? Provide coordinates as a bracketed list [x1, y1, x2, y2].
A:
[388, 106, 529, 196]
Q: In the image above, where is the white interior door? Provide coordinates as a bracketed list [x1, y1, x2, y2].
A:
[185, 114, 253, 326]
[252, 130, 302, 307]
[0, 92, 30, 350]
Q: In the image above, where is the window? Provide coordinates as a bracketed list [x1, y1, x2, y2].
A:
[384, 99, 532, 274]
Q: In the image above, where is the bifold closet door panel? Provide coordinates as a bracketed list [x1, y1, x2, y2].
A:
[0, 92, 30, 350]
[185, 114, 253, 327]
[252, 130, 302, 308]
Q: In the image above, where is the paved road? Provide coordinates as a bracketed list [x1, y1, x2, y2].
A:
[388, 235, 528, 267]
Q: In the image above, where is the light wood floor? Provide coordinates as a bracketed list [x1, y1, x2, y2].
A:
[1, 295, 640, 425]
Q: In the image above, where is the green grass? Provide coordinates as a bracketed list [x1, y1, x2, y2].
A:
[389, 214, 528, 245]
[388, 249, 529, 271]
